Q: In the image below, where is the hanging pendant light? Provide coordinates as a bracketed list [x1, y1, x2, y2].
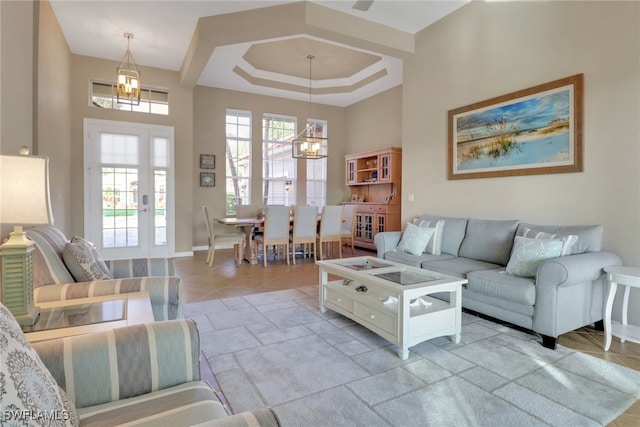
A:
[116, 33, 141, 105]
[293, 55, 328, 159]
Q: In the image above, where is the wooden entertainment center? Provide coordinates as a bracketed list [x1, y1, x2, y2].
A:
[344, 147, 402, 250]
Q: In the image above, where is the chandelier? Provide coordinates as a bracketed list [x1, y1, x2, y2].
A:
[116, 33, 141, 105]
[292, 55, 328, 159]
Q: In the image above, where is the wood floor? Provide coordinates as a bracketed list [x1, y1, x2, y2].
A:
[174, 247, 640, 426]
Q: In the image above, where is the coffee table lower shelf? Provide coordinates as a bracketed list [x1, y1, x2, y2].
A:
[321, 280, 460, 359]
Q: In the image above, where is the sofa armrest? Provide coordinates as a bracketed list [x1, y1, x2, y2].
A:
[34, 276, 182, 321]
[33, 319, 200, 409]
[374, 231, 403, 258]
[106, 257, 176, 278]
[536, 251, 622, 288]
[192, 408, 281, 427]
[533, 251, 622, 336]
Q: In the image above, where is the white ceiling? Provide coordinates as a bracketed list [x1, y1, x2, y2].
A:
[49, 0, 469, 107]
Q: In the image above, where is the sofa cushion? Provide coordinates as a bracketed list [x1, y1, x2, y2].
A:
[63, 236, 112, 282]
[384, 251, 454, 268]
[516, 223, 603, 254]
[423, 257, 502, 278]
[0, 303, 79, 426]
[417, 219, 445, 255]
[506, 236, 564, 278]
[458, 218, 520, 266]
[26, 225, 75, 287]
[417, 214, 468, 256]
[396, 222, 435, 256]
[467, 269, 536, 306]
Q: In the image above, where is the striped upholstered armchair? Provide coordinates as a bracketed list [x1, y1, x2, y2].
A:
[25, 225, 181, 321]
[26, 317, 280, 426]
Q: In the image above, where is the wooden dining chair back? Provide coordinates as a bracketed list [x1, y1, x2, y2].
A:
[317, 205, 344, 260]
[236, 204, 260, 218]
[341, 204, 357, 255]
[290, 205, 318, 264]
[202, 205, 244, 266]
[253, 205, 291, 267]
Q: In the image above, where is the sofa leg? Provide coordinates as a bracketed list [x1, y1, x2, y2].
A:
[541, 335, 557, 350]
[593, 319, 604, 331]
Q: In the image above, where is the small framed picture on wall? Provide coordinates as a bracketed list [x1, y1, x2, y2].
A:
[200, 154, 215, 169]
[200, 172, 215, 187]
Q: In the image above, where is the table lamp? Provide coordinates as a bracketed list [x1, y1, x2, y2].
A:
[0, 154, 54, 326]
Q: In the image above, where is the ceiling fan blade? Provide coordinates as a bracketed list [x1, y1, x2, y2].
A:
[352, 0, 374, 12]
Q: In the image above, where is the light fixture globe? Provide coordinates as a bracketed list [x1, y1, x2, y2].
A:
[116, 33, 141, 105]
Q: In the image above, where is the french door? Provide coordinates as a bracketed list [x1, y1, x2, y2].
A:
[84, 119, 175, 260]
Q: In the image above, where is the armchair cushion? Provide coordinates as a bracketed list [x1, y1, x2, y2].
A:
[26, 225, 75, 287]
[62, 236, 112, 282]
[0, 304, 78, 426]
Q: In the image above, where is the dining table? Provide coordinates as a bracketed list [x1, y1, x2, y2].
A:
[214, 214, 326, 265]
[214, 217, 266, 265]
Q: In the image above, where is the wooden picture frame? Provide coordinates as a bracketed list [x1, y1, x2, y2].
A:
[200, 172, 215, 187]
[448, 74, 583, 180]
[200, 154, 215, 169]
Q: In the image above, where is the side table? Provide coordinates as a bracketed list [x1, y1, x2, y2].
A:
[603, 266, 640, 351]
[24, 291, 154, 342]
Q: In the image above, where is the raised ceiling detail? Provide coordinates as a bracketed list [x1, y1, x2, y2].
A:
[49, 0, 470, 107]
[243, 38, 382, 80]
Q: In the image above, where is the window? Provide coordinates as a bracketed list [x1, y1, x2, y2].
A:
[225, 110, 252, 215]
[91, 81, 169, 115]
[262, 114, 296, 207]
[306, 119, 327, 208]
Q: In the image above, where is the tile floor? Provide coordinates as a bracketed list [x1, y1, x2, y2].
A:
[174, 247, 640, 426]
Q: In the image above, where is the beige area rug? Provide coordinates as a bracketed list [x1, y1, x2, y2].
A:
[184, 287, 640, 427]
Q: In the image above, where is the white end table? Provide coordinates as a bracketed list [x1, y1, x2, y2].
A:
[603, 266, 640, 351]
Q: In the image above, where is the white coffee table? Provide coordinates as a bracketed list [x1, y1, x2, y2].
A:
[25, 291, 154, 342]
[318, 256, 467, 360]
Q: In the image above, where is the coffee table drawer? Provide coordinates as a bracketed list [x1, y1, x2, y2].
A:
[355, 302, 396, 335]
[325, 288, 354, 313]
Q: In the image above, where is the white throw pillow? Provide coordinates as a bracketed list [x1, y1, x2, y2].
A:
[396, 222, 435, 256]
[506, 236, 564, 278]
[418, 219, 445, 255]
[521, 227, 578, 256]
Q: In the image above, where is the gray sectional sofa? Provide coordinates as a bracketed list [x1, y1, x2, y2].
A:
[374, 214, 622, 348]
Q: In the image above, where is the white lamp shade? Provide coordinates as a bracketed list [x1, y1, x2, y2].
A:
[0, 155, 54, 226]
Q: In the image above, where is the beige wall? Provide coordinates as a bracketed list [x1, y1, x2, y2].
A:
[402, 2, 640, 321]
[345, 85, 402, 154]
[192, 86, 347, 247]
[37, 0, 72, 234]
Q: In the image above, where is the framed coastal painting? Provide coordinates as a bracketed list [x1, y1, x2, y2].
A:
[448, 74, 583, 180]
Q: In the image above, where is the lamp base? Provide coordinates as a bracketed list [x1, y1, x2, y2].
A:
[15, 306, 41, 327]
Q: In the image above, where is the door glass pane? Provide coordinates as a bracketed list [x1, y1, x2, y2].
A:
[154, 170, 167, 246]
[101, 167, 139, 248]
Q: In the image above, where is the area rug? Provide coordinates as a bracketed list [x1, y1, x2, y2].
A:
[184, 287, 640, 427]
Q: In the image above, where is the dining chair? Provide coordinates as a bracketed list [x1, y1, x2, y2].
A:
[253, 205, 291, 267]
[289, 205, 318, 265]
[236, 204, 260, 218]
[317, 205, 344, 260]
[341, 204, 357, 255]
[202, 205, 245, 266]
